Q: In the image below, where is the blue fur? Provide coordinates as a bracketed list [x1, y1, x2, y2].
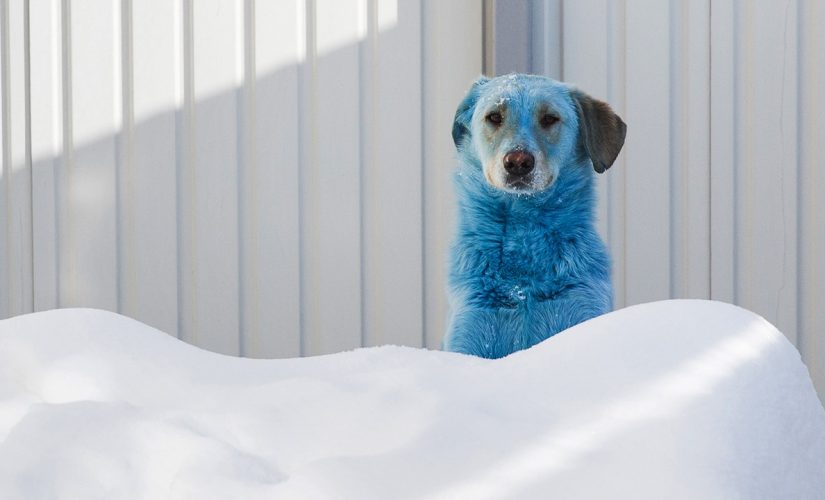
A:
[442, 74, 615, 359]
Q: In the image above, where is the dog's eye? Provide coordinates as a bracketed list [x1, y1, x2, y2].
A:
[486, 112, 503, 126]
[540, 114, 559, 128]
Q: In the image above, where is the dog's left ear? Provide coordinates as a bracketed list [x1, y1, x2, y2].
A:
[452, 76, 489, 149]
[571, 90, 627, 173]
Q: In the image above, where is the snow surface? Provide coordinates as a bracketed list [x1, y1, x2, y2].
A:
[0, 300, 823, 500]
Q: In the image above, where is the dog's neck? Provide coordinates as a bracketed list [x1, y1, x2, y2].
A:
[454, 158, 596, 236]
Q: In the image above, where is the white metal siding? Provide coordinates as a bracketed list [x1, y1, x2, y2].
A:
[524, 0, 824, 400]
[4, 0, 822, 405]
[0, 0, 482, 357]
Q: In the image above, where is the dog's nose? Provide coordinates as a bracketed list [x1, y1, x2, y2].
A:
[503, 151, 535, 176]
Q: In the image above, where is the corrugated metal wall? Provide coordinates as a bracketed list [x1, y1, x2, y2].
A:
[512, 0, 824, 400]
[2, 0, 823, 403]
[0, 0, 482, 356]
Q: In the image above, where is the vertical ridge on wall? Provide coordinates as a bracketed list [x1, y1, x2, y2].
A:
[58, 0, 71, 308]
[561, 0, 630, 310]
[624, 0, 671, 305]
[0, 0, 34, 318]
[529, 0, 562, 79]
[297, 0, 312, 356]
[778, 0, 800, 344]
[709, 0, 736, 304]
[668, 0, 680, 300]
[185, 0, 244, 355]
[177, 0, 194, 343]
[241, 0, 302, 358]
[30, 0, 62, 312]
[669, 0, 710, 300]
[732, 0, 799, 343]
[238, 0, 253, 356]
[302, 0, 364, 356]
[358, 0, 372, 350]
[594, 2, 610, 263]
[797, 0, 823, 397]
[421, 0, 483, 349]
[65, 0, 120, 311]
[361, 0, 424, 348]
[611, 0, 628, 308]
[24, 0, 32, 313]
[690, 0, 711, 299]
[418, 0, 425, 348]
[0, 0, 7, 317]
[561, 0, 609, 245]
[734, 0, 750, 317]
[124, 0, 181, 337]
[606, 0, 627, 309]
[117, 0, 133, 317]
[733, 0, 755, 317]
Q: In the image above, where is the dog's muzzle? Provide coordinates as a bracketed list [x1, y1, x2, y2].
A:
[503, 150, 535, 188]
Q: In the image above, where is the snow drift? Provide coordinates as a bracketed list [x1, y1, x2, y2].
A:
[0, 300, 823, 499]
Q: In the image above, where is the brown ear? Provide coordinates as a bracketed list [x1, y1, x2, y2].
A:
[572, 90, 627, 173]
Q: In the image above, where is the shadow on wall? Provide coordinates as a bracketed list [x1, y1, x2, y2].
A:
[7, 0, 477, 359]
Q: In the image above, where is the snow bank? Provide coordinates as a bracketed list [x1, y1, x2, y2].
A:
[0, 300, 823, 499]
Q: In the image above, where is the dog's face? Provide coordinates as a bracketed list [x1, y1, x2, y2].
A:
[452, 74, 626, 195]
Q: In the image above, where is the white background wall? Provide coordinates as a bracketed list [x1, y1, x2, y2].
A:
[2, 0, 823, 402]
[0, 0, 481, 357]
[495, 0, 824, 401]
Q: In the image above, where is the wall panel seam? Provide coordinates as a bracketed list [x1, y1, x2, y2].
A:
[26, 0, 34, 312]
[238, 0, 255, 356]
[118, 0, 133, 315]
[59, 0, 72, 308]
[418, 0, 424, 346]
[297, 0, 314, 356]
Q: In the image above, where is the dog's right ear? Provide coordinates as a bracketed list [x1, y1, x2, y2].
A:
[452, 76, 489, 149]
[571, 89, 627, 173]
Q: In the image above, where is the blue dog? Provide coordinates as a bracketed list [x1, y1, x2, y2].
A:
[442, 74, 626, 358]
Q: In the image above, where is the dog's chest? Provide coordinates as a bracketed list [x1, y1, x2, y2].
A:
[499, 223, 556, 275]
[464, 219, 579, 308]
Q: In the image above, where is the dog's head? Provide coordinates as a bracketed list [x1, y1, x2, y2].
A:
[452, 74, 626, 194]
